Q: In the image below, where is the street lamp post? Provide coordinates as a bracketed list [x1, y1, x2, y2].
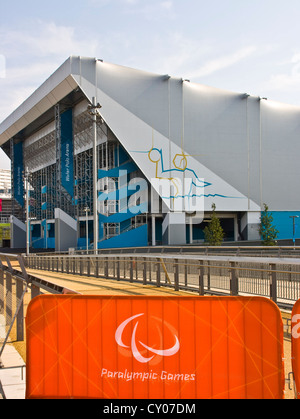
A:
[25, 167, 30, 256]
[290, 215, 299, 249]
[84, 207, 90, 253]
[88, 98, 102, 253]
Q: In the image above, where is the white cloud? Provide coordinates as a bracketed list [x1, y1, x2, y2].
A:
[1, 21, 98, 59]
[161, 1, 173, 10]
[122, 0, 175, 20]
[125, 31, 213, 78]
[0, 55, 5, 79]
[268, 53, 300, 90]
[126, 32, 256, 85]
[0, 20, 100, 121]
[0, 149, 10, 169]
[187, 46, 257, 79]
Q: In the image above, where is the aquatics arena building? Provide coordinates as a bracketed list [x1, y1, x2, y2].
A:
[0, 56, 299, 250]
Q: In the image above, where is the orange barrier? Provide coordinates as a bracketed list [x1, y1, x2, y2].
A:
[26, 295, 284, 399]
[292, 300, 300, 398]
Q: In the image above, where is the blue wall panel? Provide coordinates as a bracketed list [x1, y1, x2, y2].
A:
[32, 238, 44, 249]
[47, 238, 55, 249]
[98, 161, 138, 180]
[13, 142, 24, 207]
[270, 211, 300, 240]
[99, 224, 148, 249]
[99, 203, 148, 225]
[61, 109, 74, 197]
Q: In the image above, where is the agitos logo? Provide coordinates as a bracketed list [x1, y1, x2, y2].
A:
[115, 313, 180, 364]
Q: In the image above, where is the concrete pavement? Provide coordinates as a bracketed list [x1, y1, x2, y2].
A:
[0, 344, 26, 399]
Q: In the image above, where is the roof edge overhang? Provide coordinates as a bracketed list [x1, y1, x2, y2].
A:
[0, 56, 96, 146]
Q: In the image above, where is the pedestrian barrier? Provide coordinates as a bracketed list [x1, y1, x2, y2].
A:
[292, 300, 300, 398]
[3, 252, 300, 399]
[58, 245, 300, 258]
[0, 254, 29, 362]
[26, 295, 284, 400]
[0, 253, 78, 367]
[26, 253, 300, 310]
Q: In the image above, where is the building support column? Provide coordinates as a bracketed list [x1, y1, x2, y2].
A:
[189, 216, 193, 244]
[152, 216, 156, 246]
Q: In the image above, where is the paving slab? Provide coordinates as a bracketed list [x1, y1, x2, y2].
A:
[0, 344, 26, 399]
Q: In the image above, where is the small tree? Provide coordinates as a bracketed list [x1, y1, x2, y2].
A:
[259, 203, 279, 246]
[204, 203, 224, 246]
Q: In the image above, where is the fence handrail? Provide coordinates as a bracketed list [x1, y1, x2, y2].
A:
[26, 252, 300, 311]
[27, 252, 300, 266]
[0, 253, 80, 360]
[35, 245, 300, 259]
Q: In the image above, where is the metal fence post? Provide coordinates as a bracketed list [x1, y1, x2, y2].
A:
[123, 259, 126, 280]
[143, 258, 147, 285]
[130, 258, 133, 283]
[117, 257, 120, 281]
[5, 273, 12, 326]
[16, 279, 24, 341]
[230, 261, 239, 296]
[87, 258, 90, 277]
[31, 284, 40, 300]
[104, 257, 109, 278]
[174, 259, 179, 291]
[0, 270, 4, 313]
[135, 258, 138, 281]
[156, 259, 161, 288]
[207, 260, 211, 291]
[95, 259, 99, 278]
[270, 263, 277, 303]
[80, 259, 83, 276]
[73, 258, 76, 275]
[199, 263, 204, 295]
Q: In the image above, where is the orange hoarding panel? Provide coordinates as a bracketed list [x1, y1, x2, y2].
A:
[292, 299, 300, 398]
[26, 296, 284, 399]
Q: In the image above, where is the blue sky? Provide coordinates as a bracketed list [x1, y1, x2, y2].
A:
[1, 0, 300, 168]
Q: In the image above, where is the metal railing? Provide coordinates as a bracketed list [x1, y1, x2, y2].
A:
[26, 253, 300, 310]
[38, 245, 300, 258]
[0, 253, 79, 365]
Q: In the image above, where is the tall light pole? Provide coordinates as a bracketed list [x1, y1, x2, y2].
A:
[25, 167, 30, 256]
[290, 215, 299, 248]
[88, 98, 102, 253]
[84, 207, 90, 253]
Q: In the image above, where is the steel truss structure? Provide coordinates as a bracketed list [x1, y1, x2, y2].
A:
[9, 99, 147, 249]
[74, 109, 116, 219]
[28, 165, 56, 222]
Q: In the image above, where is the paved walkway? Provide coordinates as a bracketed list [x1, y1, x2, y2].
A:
[0, 345, 26, 399]
[26, 268, 193, 296]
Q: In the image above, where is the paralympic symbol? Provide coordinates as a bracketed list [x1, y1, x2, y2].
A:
[115, 313, 180, 364]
